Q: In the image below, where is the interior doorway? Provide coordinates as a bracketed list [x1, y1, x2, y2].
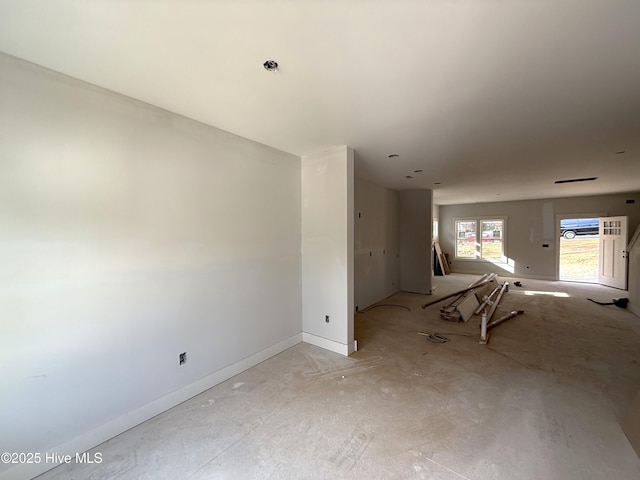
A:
[559, 217, 599, 282]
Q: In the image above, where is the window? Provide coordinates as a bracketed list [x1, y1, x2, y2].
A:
[456, 220, 477, 258]
[455, 218, 505, 260]
[480, 220, 504, 260]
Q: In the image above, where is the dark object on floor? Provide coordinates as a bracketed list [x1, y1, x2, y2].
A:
[514, 281, 522, 287]
[423, 333, 450, 343]
[587, 297, 629, 308]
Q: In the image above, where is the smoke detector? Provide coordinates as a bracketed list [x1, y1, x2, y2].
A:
[263, 60, 278, 71]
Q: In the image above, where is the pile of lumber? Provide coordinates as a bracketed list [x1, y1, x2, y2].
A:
[421, 273, 525, 343]
[421, 273, 501, 322]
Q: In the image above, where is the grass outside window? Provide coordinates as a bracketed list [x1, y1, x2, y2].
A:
[455, 218, 505, 261]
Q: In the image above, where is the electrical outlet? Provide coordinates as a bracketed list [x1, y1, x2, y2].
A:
[179, 352, 187, 365]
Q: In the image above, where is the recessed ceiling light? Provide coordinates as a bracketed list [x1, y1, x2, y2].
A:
[388, 154, 399, 158]
[554, 177, 598, 184]
[263, 60, 278, 71]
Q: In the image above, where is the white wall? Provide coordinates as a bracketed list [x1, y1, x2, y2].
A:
[0, 54, 302, 479]
[301, 147, 356, 355]
[400, 189, 433, 294]
[439, 192, 640, 280]
[354, 178, 400, 310]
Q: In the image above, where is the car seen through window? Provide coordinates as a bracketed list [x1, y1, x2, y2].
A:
[560, 218, 599, 239]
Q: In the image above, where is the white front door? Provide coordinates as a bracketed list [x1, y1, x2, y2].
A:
[598, 216, 628, 290]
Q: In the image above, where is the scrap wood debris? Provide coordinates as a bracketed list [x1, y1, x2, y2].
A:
[421, 273, 501, 322]
[421, 273, 525, 344]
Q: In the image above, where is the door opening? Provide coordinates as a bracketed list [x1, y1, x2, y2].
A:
[559, 217, 599, 282]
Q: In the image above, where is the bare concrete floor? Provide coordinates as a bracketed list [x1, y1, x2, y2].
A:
[36, 275, 640, 479]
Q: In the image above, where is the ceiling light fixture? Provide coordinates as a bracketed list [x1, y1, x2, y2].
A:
[263, 60, 278, 71]
[554, 177, 598, 184]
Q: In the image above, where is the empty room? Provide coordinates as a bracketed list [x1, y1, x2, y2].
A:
[1, 1, 640, 479]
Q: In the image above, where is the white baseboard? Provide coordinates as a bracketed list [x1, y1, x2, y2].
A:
[302, 332, 357, 356]
[1, 333, 303, 480]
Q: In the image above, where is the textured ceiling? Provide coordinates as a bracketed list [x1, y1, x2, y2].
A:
[1, 0, 639, 204]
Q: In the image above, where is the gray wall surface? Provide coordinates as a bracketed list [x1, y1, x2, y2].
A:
[354, 178, 400, 310]
[0, 53, 302, 478]
[301, 147, 355, 354]
[400, 189, 433, 294]
[439, 192, 640, 280]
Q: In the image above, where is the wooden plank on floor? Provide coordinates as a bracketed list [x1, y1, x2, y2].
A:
[433, 241, 449, 275]
[457, 293, 480, 322]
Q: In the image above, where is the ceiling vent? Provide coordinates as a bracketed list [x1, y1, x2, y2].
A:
[554, 177, 597, 184]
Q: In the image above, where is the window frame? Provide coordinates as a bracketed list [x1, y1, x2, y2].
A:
[454, 216, 507, 261]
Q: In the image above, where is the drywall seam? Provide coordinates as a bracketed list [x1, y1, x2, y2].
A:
[0, 333, 303, 480]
